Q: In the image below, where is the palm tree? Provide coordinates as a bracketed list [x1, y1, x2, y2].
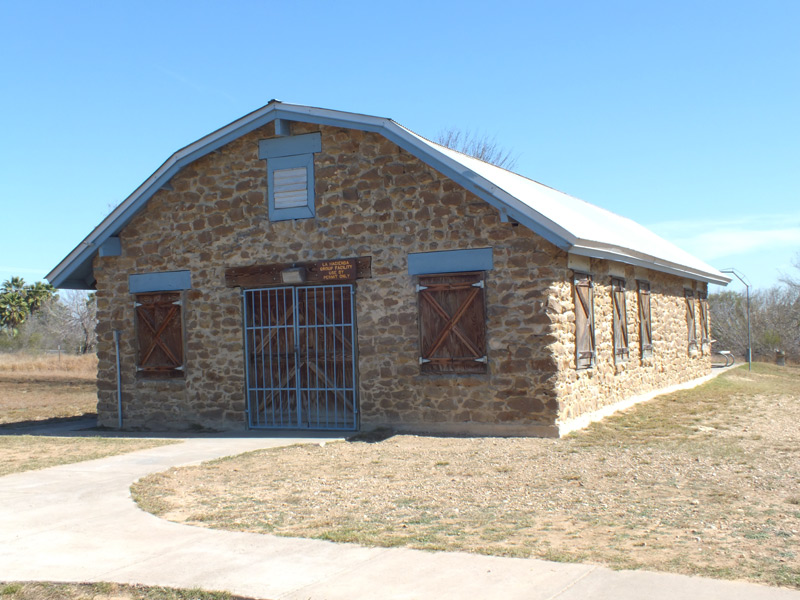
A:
[2, 276, 26, 293]
[26, 281, 56, 311]
[0, 291, 30, 333]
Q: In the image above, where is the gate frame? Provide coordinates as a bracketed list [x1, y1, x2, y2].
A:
[241, 283, 360, 431]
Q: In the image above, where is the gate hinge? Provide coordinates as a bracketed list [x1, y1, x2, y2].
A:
[472, 280, 485, 288]
[419, 357, 431, 365]
[474, 356, 488, 363]
[415, 284, 428, 292]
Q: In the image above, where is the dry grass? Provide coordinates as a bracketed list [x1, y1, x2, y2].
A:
[0, 353, 97, 425]
[0, 352, 97, 375]
[133, 364, 800, 589]
[0, 352, 176, 475]
[0, 436, 175, 477]
[0, 582, 251, 600]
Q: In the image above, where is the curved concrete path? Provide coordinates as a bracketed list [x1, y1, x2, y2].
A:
[1, 435, 798, 600]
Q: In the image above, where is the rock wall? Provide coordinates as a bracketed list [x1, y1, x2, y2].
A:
[94, 122, 563, 433]
[546, 259, 711, 427]
[92, 120, 712, 435]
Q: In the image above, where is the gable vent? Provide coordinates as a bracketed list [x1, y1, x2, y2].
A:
[273, 167, 308, 209]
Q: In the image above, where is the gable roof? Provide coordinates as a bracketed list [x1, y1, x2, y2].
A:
[47, 101, 731, 288]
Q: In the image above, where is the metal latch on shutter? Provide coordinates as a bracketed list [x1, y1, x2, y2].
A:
[474, 356, 488, 363]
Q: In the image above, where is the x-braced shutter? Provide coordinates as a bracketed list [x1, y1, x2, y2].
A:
[612, 278, 629, 360]
[698, 293, 710, 344]
[417, 272, 487, 374]
[574, 274, 595, 369]
[638, 281, 653, 356]
[135, 292, 184, 378]
[685, 290, 697, 348]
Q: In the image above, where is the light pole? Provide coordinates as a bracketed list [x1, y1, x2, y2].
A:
[721, 268, 751, 371]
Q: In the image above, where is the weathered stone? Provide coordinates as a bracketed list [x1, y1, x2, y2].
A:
[93, 121, 712, 435]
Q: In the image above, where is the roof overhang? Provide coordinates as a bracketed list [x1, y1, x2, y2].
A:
[47, 101, 731, 289]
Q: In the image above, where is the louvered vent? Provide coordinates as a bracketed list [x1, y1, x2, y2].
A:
[273, 167, 308, 209]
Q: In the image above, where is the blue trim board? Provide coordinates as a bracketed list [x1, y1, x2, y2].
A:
[129, 271, 192, 293]
[98, 237, 121, 257]
[408, 248, 494, 275]
[259, 132, 322, 159]
[274, 119, 291, 137]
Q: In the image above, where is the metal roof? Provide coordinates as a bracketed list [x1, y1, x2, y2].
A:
[47, 101, 731, 288]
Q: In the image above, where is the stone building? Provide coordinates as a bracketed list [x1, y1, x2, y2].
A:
[48, 102, 730, 436]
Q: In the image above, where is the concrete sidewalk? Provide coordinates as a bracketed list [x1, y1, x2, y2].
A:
[1, 436, 798, 600]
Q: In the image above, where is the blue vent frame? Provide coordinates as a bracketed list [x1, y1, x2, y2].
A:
[267, 154, 316, 221]
[259, 132, 321, 223]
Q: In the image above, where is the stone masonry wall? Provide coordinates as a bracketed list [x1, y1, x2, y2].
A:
[546, 258, 711, 426]
[93, 121, 565, 434]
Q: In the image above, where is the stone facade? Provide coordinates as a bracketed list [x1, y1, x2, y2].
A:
[93, 120, 711, 435]
[548, 261, 710, 428]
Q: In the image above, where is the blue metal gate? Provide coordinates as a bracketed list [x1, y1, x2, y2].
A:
[243, 284, 358, 430]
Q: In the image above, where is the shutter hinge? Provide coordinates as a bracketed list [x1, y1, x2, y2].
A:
[472, 280, 484, 288]
[174, 365, 185, 371]
[173, 299, 183, 306]
[419, 357, 431, 365]
[415, 284, 428, 292]
[474, 356, 488, 363]
[134, 302, 142, 307]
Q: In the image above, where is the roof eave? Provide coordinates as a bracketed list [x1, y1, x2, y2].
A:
[568, 243, 732, 285]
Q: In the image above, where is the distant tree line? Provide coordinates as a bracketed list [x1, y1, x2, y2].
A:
[709, 255, 800, 361]
[0, 277, 97, 355]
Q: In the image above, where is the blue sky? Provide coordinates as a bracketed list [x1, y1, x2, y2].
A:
[1, 1, 798, 296]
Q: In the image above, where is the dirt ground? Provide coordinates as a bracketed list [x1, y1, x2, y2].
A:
[0, 353, 174, 475]
[0, 353, 97, 424]
[134, 364, 800, 589]
[0, 435, 174, 477]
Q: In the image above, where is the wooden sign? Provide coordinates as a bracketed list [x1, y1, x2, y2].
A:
[312, 259, 357, 282]
[225, 256, 371, 288]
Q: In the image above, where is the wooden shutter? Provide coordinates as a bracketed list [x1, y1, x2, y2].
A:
[637, 281, 653, 356]
[698, 292, 710, 344]
[574, 274, 595, 369]
[611, 278, 629, 361]
[418, 272, 486, 374]
[685, 290, 697, 348]
[135, 292, 184, 378]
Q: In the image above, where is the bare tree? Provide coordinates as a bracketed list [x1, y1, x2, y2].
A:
[780, 252, 800, 292]
[56, 291, 98, 354]
[710, 285, 800, 361]
[435, 129, 519, 170]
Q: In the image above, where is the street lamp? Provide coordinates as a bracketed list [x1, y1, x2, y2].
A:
[721, 268, 751, 371]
